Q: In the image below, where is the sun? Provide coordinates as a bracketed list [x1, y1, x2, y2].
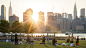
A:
[28, 3, 47, 23]
[32, 13, 38, 22]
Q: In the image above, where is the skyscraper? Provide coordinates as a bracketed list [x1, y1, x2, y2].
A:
[38, 11, 45, 26]
[72, 18, 82, 31]
[23, 8, 33, 24]
[62, 12, 67, 19]
[37, 11, 45, 32]
[9, 0, 12, 16]
[68, 14, 72, 22]
[1, 5, 6, 20]
[73, 2, 77, 19]
[80, 8, 85, 22]
[64, 12, 67, 19]
[80, 8, 85, 17]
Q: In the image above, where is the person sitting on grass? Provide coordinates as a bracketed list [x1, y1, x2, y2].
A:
[26, 35, 31, 44]
[70, 43, 75, 47]
[40, 35, 45, 44]
[76, 36, 79, 46]
[11, 34, 14, 45]
[37, 38, 40, 41]
[66, 36, 70, 46]
[30, 35, 34, 45]
[6, 36, 8, 42]
[19, 37, 23, 44]
[70, 37, 75, 47]
[52, 37, 57, 46]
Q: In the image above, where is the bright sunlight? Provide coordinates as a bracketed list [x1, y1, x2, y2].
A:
[32, 13, 38, 22]
[29, 3, 47, 22]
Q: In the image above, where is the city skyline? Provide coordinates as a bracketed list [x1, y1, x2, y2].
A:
[0, 0, 86, 22]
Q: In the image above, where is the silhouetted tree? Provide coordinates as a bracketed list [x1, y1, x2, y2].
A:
[0, 20, 10, 33]
[10, 20, 23, 33]
[23, 22, 36, 34]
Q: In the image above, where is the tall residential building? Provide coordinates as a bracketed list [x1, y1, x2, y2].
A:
[80, 8, 85, 21]
[80, 8, 85, 17]
[1, 5, 6, 20]
[9, 14, 19, 24]
[72, 18, 82, 30]
[80, 16, 84, 22]
[64, 12, 67, 19]
[37, 11, 45, 32]
[68, 14, 72, 22]
[46, 12, 54, 31]
[59, 18, 70, 32]
[68, 14, 72, 30]
[73, 2, 77, 19]
[38, 11, 45, 26]
[23, 8, 33, 24]
[46, 12, 70, 32]
[62, 13, 65, 18]
[9, 0, 12, 16]
[47, 14, 57, 31]
[62, 12, 67, 18]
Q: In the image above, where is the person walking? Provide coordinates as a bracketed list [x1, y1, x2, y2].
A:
[66, 36, 70, 46]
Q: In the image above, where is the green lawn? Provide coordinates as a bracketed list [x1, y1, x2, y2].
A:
[0, 40, 86, 48]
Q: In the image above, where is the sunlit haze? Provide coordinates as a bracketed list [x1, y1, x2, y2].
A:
[31, 3, 47, 22]
[0, 0, 86, 22]
[32, 14, 38, 22]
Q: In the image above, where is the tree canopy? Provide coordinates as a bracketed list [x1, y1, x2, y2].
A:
[0, 20, 10, 33]
[10, 20, 23, 33]
[23, 22, 36, 34]
[0, 20, 36, 34]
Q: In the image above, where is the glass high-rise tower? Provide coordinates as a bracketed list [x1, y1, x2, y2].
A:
[1, 5, 6, 20]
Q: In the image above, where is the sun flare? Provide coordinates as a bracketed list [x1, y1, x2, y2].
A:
[29, 3, 47, 23]
[32, 14, 38, 22]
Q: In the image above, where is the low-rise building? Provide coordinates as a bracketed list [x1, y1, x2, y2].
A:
[9, 14, 19, 24]
[76, 26, 84, 31]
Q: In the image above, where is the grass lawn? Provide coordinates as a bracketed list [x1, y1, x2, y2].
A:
[0, 40, 86, 48]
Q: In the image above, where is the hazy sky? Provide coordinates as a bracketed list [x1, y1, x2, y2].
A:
[0, 0, 86, 22]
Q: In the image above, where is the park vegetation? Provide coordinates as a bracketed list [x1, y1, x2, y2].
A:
[0, 20, 36, 34]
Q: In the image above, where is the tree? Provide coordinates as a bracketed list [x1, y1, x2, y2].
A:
[23, 22, 36, 34]
[0, 20, 10, 33]
[10, 20, 23, 33]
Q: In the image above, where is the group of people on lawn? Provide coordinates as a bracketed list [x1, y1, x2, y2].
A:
[66, 36, 79, 47]
[10, 32, 79, 47]
[11, 32, 23, 45]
